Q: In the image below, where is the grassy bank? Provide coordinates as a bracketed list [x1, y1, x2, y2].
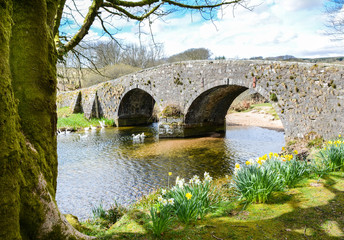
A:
[70, 137, 344, 240]
[57, 107, 114, 130]
[76, 173, 344, 240]
[229, 102, 280, 120]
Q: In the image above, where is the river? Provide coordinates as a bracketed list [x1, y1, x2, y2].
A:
[56, 124, 284, 220]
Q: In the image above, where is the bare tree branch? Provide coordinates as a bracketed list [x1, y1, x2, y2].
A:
[54, 0, 251, 65]
[325, 0, 344, 40]
[102, 2, 163, 21]
[56, 0, 103, 58]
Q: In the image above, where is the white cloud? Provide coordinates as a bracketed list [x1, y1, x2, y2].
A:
[61, 0, 344, 58]
[280, 0, 324, 12]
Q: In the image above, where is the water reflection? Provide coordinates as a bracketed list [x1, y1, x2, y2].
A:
[56, 124, 284, 220]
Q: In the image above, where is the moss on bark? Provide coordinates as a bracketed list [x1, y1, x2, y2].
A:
[0, 0, 92, 239]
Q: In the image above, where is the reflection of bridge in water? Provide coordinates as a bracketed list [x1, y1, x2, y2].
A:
[57, 60, 344, 140]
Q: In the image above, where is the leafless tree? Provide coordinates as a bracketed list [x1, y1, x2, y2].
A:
[325, 0, 344, 39]
[168, 47, 212, 62]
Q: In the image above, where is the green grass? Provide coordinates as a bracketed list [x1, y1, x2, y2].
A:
[57, 110, 114, 130]
[229, 102, 280, 120]
[57, 106, 72, 118]
[77, 172, 344, 239]
[245, 103, 280, 120]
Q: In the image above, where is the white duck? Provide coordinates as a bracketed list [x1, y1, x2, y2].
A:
[99, 120, 106, 128]
[132, 134, 141, 142]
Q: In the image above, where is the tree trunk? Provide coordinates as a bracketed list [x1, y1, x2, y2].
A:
[0, 0, 92, 239]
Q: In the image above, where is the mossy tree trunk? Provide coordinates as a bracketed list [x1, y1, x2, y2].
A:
[0, 0, 91, 239]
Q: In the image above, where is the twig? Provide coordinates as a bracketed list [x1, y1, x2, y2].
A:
[304, 226, 309, 240]
[211, 232, 223, 240]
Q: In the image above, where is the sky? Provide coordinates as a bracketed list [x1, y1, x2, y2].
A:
[62, 0, 344, 59]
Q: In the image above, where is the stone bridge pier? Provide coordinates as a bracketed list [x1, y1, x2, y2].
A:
[57, 60, 344, 141]
[157, 85, 248, 137]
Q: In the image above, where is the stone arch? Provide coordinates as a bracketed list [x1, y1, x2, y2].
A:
[184, 83, 286, 136]
[116, 88, 156, 126]
[185, 85, 248, 125]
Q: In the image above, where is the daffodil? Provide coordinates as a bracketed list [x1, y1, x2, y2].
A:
[168, 172, 172, 176]
[168, 198, 174, 205]
[204, 175, 213, 182]
[293, 150, 298, 155]
[161, 189, 167, 195]
[185, 192, 192, 200]
[282, 146, 286, 151]
[235, 163, 240, 169]
[176, 176, 185, 188]
[162, 199, 168, 206]
[157, 195, 163, 203]
[245, 160, 251, 165]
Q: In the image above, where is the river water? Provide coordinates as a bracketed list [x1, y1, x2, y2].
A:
[56, 124, 284, 220]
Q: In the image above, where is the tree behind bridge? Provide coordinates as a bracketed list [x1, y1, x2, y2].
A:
[0, 0, 250, 239]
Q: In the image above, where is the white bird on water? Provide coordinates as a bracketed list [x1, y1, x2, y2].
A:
[99, 120, 106, 128]
[132, 134, 141, 142]
[132, 132, 145, 143]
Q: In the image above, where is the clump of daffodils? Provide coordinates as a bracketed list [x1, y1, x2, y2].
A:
[315, 135, 344, 173]
[232, 151, 308, 203]
[234, 152, 295, 175]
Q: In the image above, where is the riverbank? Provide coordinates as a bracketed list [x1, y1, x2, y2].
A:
[76, 171, 344, 240]
[69, 137, 344, 240]
[57, 107, 114, 131]
[55, 117, 344, 240]
[226, 104, 284, 132]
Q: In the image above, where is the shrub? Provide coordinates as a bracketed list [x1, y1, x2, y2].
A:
[91, 202, 126, 226]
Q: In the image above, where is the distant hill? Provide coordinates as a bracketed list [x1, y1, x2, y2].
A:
[250, 55, 344, 64]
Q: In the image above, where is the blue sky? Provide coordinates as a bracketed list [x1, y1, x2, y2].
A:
[63, 0, 344, 59]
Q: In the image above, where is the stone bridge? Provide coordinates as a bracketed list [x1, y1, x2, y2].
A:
[57, 60, 344, 140]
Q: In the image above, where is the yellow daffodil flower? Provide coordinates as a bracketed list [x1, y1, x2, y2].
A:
[168, 172, 172, 176]
[185, 192, 192, 200]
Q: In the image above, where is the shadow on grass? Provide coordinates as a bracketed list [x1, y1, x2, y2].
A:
[83, 173, 344, 240]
